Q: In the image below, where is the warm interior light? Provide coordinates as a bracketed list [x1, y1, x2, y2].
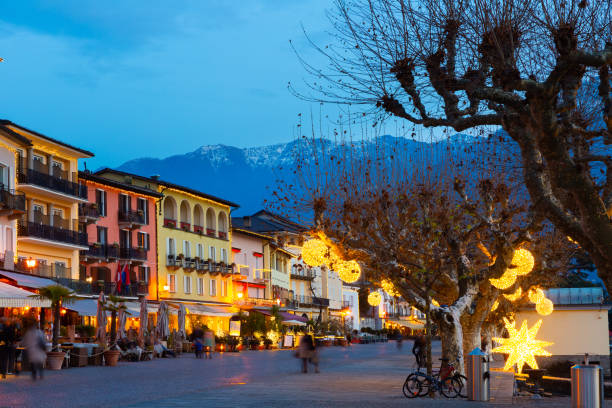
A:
[25, 258, 37, 268]
[237, 292, 244, 299]
[275, 298, 281, 305]
[163, 285, 170, 291]
[60, 308, 67, 315]
[86, 276, 93, 283]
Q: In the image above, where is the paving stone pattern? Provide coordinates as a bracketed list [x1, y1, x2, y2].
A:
[0, 341, 570, 407]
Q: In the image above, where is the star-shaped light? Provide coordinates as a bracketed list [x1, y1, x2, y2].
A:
[492, 318, 553, 374]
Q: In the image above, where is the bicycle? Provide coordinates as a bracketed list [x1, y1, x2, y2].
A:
[402, 358, 464, 399]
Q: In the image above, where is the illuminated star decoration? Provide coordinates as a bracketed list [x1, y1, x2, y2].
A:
[492, 318, 553, 374]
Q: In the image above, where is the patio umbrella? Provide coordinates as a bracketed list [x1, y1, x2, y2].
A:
[138, 296, 148, 345]
[178, 303, 186, 340]
[96, 292, 107, 345]
[156, 301, 169, 339]
[117, 302, 127, 339]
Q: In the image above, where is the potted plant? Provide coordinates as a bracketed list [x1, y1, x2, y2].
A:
[31, 285, 78, 370]
[263, 337, 273, 350]
[101, 295, 128, 366]
[226, 335, 240, 352]
[215, 335, 227, 352]
[249, 338, 261, 350]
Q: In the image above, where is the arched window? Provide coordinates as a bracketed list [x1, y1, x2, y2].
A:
[217, 212, 228, 239]
[163, 196, 177, 227]
[179, 200, 191, 230]
[205, 208, 216, 236]
[193, 204, 204, 234]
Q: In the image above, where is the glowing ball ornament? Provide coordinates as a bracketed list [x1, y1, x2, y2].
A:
[381, 279, 400, 297]
[492, 318, 552, 374]
[367, 291, 382, 307]
[489, 269, 517, 290]
[528, 288, 545, 304]
[301, 239, 328, 267]
[509, 248, 535, 276]
[535, 298, 554, 316]
[335, 260, 361, 283]
[503, 287, 522, 302]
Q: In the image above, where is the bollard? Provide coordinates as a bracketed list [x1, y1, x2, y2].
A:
[571, 363, 603, 408]
[467, 347, 490, 401]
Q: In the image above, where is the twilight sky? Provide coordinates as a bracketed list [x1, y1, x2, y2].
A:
[0, 1, 335, 169]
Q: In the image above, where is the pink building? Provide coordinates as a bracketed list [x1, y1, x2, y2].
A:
[78, 171, 162, 299]
[231, 228, 272, 305]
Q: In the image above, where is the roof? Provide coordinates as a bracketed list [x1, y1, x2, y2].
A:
[545, 287, 605, 305]
[0, 120, 94, 157]
[232, 210, 307, 234]
[0, 270, 65, 290]
[232, 227, 274, 241]
[79, 171, 163, 198]
[94, 168, 239, 208]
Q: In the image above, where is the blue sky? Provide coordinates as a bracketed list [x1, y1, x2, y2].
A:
[0, 1, 334, 169]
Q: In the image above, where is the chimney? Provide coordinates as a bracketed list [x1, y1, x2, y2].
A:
[243, 216, 251, 227]
[150, 175, 160, 181]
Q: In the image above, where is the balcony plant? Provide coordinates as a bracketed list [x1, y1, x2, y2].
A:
[101, 295, 128, 366]
[30, 285, 78, 370]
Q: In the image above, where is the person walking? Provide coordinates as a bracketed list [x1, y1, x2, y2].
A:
[298, 334, 315, 373]
[412, 334, 426, 369]
[203, 329, 215, 359]
[23, 324, 46, 381]
[0, 318, 19, 379]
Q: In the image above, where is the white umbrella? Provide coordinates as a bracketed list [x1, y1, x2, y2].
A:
[283, 319, 307, 326]
[139, 296, 148, 344]
[117, 302, 127, 339]
[178, 303, 186, 340]
[96, 292, 107, 345]
[156, 301, 169, 339]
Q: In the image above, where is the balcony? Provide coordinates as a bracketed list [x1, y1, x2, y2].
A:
[119, 247, 147, 262]
[180, 222, 191, 232]
[183, 257, 196, 270]
[167, 254, 180, 268]
[118, 210, 146, 229]
[59, 279, 149, 296]
[206, 228, 215, 237]
[218, 231, 227, 240]
[80, 244, 119, 263]
[18, 219, 87, 248]
[79, 203, 100, 224]
[193, 225, 204, 234]
[342, 300, 353, 309]
[17, 167, 87, 200]
[0, 188, 26, 219]
[14, 260, 71, 280]
[164, 218, 177, 228]
[313, 297, 330, 307]
[195, 259, 209, 272]
[290, 269, 315, 281]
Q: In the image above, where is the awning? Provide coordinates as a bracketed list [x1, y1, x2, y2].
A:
[255, 309, 309, 323]
[283, 319, 306, 326]
[0, 282, 50, 308]
[182, 303, 236, 317]
[0, 271, 63, 289]
[387, 318, 424, 330]
[66, 299, 98, 317]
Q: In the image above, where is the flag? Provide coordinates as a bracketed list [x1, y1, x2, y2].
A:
[116, 263, 122, 293]
[124, 263, 131, 286]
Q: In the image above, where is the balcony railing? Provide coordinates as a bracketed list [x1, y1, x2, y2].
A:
[218, 231, 227, 239]
[167, 254, 180, 267]
[193, 225, 204, 234]
[118, 210, 146, 227]
[290, 269, 315, 281]
[79, 203, 100, 221]
[0, 188, 26, 216]
[18, 220, 87, 247]
[18, 167, 87, 199]
[342, 300, 353, 309]
[119, 247, 147, 261]
[14, 260, 71, 280]
[59, 279, 149, 296]
[206, 228, 215, 237]
[80, 244, 120, 260]
[163, 218, 176, 228]
[183, 258, 196, 269]
[195, 259, 209, 272]
[180, 222, 191, 231]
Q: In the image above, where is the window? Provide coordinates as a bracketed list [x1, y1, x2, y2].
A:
[96, 190, 107, 216]
[119, 194, 130, 213]
[209, 279, 217, 296]
[196, 244, 203, 259]
[138, 232, 150, 249]
[5, 227, 12, 253]
[197, 278, 204, 295]
[33, 204, 44, 223]
[221, 280, 228, 297]
[209, 246, 216, 261]
[0, 164, 8, 188]
[184, 276, 192, 294]
[137, 198, 148, 224]
[120, 229, 131, 248]
[167, 238, 175, 256]
[138, 266, 150, 283]
[168, 274, 176, 292]
[97, 226, 108, 244]
[221, 248, 227, 263]
[183, 240, 191, 258]
[52, 161, 63, 178]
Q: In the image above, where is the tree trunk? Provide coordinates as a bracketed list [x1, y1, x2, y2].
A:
[52, 301, 61, 351]
[425, 300, 433, 377]
[434, 307, 465, 375]
[110, 310, 117, 344]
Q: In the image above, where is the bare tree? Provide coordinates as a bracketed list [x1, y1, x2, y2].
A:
[292, 0, 612, 289]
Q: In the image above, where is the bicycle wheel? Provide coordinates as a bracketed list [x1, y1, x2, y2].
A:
[455, 374, 468, 398]
[402, 374, 421, 398]
[419, 376, 433, 397]
[439, 376, 461, 398]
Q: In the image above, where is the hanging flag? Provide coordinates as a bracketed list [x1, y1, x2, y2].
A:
[124, 263, 131, 286]
[116, 263, 122, 293]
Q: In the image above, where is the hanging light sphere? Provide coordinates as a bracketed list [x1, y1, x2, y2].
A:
[301, 239, 328, 267]
[528, 288, 545, 304]
[490, 269, 518, 290]
[509, 248, 535, 276]
[536, 298, 554, 316]
[367, 291, 381, 307]
[336, 260, 361, 283]
[381, 279, 400, 297]
[503, 287, 523, 302]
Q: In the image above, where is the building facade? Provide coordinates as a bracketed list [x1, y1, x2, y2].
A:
[79, 171, 161, 298]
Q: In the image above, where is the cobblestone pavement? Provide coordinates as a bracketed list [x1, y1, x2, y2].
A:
[0, 341, 571, 408]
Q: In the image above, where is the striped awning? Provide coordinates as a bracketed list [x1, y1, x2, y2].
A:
[180, 303, 236, 317]
[0, 282, 51, 308]
[0, 271, 63, 289]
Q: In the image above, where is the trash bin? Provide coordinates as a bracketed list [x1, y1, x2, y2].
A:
[571, 364, 603, 408]
[467, 347, 490, 401]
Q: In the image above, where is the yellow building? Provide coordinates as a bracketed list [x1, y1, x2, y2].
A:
[0, 120, 93, 279]
[96, 169, 239, 335]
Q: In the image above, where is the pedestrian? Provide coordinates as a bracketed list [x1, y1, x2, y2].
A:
[297, 334, 315, 373]
[203, 329, 215, 359]
[412, 334, 426, 369]
[194, 337, 203, 359]
[23, 323, 46, 381]
[0, 317, 19, 379]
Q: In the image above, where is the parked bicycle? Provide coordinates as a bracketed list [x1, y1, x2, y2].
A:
[403, 358, 466, 399]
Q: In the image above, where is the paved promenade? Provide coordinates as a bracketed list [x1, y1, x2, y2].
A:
[0, 341, 569, 407]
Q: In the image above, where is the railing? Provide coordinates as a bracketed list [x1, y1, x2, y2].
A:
[59, 279, 149, 296]
[183, 258, 196, 269]
[18, 167, 87, 199]
[195, 259, 209, 272]
[80, 244, 107, 258]
[180, 222, 191, 231]
[290, 269, 315, 280]
[206, 228, 215, 237]
[342, 300, 353, 309]
[18, 220, 87, 246]
[14, 261, 71, 279]
[167, 254, 180, 267]
[118, 210, 146, 226]
[218, 231, 227, 239]
[79, 203, 100, 219]
[193, 225, 204, 234]
[119, 247, 147, 260]
[0, 188, 26, 213]
[163, 218, 176, 228]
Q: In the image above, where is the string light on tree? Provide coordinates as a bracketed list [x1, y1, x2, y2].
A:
[489, 269, 518, 290]
[528, 288, 545, 304]
[301, 239, 328, 267]
[492, 318, 553, 374]
[381, 279, 400, 297]
[367, 291, 381, 307]
[335, 260, 361, 283]
[503, 287, 522, 302]
[509, 248, 535, 276]
[536, 298, 554, 316]
[490, 300, 499, 312]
